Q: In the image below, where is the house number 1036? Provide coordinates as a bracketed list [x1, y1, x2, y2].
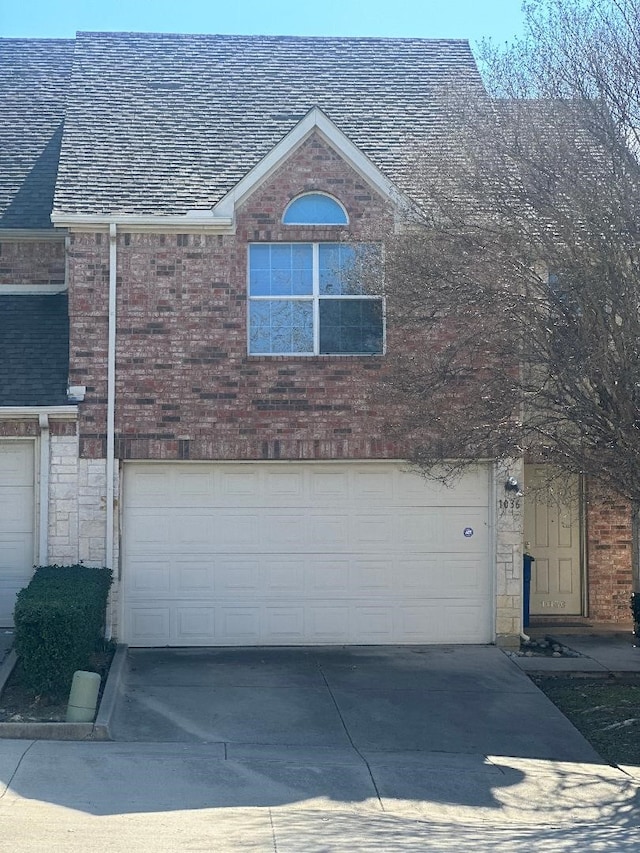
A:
[498, 498, 521, 511]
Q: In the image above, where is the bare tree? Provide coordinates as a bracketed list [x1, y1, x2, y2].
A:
[378, 0, 640, 504]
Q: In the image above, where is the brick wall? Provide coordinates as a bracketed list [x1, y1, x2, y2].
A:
[69, 133, 404, 461]
[0, 239, 65, 285]
[586, 479, 633, 622]
[0, 419, 76, 438]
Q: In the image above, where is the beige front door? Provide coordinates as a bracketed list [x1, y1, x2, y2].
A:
[524, 465, 582, 616]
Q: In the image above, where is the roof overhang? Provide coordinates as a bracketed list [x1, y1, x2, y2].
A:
[50, 212, 235, 232]
[0, 406, 78, 419]
[0, 229, 66, 241]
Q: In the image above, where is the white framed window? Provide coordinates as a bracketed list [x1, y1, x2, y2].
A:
[248, 242, 384, 356]
[282, 193, 349, 225]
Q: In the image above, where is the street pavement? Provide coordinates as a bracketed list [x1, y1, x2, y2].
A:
[0, 642, 639, 850]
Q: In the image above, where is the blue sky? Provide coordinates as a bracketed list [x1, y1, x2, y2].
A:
[1, 0, 525, 44]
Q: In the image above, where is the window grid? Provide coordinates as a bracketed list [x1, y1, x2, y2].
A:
[248, 242, 384, 356]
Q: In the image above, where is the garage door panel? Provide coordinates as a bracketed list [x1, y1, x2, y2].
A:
[123, 462, 492, 646]
[215, 558, 260, 592]
[265, 558, 305, 593]
[127, 558, 172, 592]
[176, 606, 216, 641]
[309, 470, 349, 502]
[0, 442, 35, 627]
[0, 533, 33, 568]
[126, 510, 172, 550]
[128, 608, 171, 644]
[398, 557, 487, 596]
[354, 559, 394, 592]
[127, 470, 175, 504]
[263, 510, 309, 548]
[307, 558, 350, 592]
[219, 607, 261, 642]
[264, 606, 305, 641]
[397, 601, 488, 642]
[397, 467, 487, 506]
[354, 606, 394, 641]
[0, 444, 33, 486]
[215, 511, 262, 549]
[172, 514, 216, 549]
[307, 514, 348, 548]
[307, 606, 350, 641]
[264, 470, 305, 499]
[0, 490, 33, 531]
[175, 561, 216, 593]
[174, 469, 215, 502]
[353, 470, 395, 503]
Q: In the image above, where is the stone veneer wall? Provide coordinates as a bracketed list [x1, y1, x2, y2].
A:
[586, 480, 633, 623]
[494, 459, 525, 647]
[48, 434, 120, 635]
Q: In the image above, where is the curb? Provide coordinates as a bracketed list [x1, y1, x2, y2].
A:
[0, 643, 128, 741]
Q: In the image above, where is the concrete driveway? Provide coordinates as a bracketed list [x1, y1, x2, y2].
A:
[112, 644, 600, 760]
[1, 645, 639, 851]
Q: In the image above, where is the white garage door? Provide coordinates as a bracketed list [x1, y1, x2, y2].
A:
[0, 441, 35, 626]
[122, 462, 492, 646]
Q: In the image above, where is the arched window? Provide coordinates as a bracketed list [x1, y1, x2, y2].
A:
[282, 193, 348, 225]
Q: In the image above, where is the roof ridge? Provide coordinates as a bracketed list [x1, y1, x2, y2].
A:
[74, 31, 471, 45]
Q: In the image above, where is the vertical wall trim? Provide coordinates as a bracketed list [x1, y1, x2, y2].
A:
[106, 224, 117, 638]
[38, 413, 50, 565]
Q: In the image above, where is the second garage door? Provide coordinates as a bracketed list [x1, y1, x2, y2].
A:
[0, 441, 35, 626]
[122, 462, 492, 646]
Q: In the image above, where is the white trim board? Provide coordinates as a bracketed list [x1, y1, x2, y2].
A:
[0, 407, 78, 419]
[0, 285, 67, 295]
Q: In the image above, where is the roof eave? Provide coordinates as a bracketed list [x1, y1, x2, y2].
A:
[50, 212, 235, 232]
[0, 406, 78, 419]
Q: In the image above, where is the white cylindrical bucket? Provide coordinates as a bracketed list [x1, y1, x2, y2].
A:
[66, 670, 101, 723]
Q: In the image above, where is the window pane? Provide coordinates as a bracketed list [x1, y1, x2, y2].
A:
[250, 299, 313, 354]
[319, 298, 383, 354]
[283, 194, 348, 225]
[249, 244, 312, 296]
[319, 243, 380, 295]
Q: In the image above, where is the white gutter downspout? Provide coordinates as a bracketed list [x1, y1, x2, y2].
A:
[38, 413, 50, 565]
[106, 223, 117, 640]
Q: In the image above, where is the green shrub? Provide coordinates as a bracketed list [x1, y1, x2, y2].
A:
[632, 592, 640, 639]
[14, 565, 112, 700]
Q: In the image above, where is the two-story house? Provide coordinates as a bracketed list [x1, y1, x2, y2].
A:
[0, 33, 632, 648]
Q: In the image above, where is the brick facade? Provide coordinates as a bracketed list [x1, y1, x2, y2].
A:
[586, 480, 633, 622]
[0, 239, 65, 286]
[0, 419, 75, 439]
[6, 131, 633, 641]
[69, 134, 402, 462]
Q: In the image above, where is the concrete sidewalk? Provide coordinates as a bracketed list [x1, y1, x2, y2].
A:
[508, 631, 640, 674]
[0, 739, 638, 851]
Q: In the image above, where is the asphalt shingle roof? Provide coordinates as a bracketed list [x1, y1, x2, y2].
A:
[0, 39, 74, 229]
[0, 293, 70, 406]
[54, 32, 486, 216]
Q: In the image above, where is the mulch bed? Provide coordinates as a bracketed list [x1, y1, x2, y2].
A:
[0, 645, 115, 723]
